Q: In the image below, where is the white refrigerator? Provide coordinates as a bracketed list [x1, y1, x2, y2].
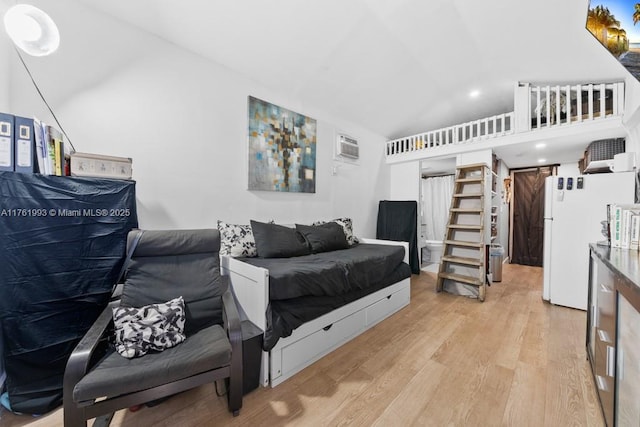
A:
[543, 172, 635, 310]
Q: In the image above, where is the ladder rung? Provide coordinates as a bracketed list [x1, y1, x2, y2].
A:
[457, 164, 486, 170]
[453, 193, 483, 198]
[441, 255, 482, 266]
[448, 224, 482, 230]
[451, 208, 483, 213]
[438, 272, 483, 286]
[456, 177, 482, 183]
[444, 239, 483, 248]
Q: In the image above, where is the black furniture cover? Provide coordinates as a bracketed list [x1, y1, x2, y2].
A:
[0, 171, 138, 414]
[376, 200, 420, 274]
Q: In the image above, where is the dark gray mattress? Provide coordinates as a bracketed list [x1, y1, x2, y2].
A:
[239, 243, 411, 350]
[240, 243, 408, 300]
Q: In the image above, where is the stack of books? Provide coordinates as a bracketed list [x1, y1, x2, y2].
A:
[609, 204, 640, 250]
[1, 112, 132, 179]
[0, 112, 69, 175]
[35, 118, 69, 176]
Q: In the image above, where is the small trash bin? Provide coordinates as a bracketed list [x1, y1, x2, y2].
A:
[490, 244, 504, 282]
[241, 320, 263, 395]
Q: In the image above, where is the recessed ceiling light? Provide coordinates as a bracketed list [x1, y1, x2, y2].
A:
[469, 90, 480, 98]
[538, 158, 546, 163]
[535, 143, 546, 149]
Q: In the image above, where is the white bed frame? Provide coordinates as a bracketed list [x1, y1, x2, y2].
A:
[220, 238, 411, 387]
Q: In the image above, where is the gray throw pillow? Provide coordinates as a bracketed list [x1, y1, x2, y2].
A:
[295, 222, 349, 253]
[250, 220, 311, 258]
[312, 217, 359, 245]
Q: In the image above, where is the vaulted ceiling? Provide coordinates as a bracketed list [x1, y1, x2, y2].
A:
[75, 0, 630, 144]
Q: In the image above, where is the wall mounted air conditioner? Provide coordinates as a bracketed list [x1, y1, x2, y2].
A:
[336, 134, 359, 159]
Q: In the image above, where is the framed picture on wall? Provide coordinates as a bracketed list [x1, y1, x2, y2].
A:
[247, 96, 317, 193]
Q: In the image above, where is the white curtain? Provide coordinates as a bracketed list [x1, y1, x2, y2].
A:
[421, 175, 455, 241]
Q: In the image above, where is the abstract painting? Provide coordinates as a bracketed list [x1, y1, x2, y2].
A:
[248, 96, 317, 193]
[587, 0, 640, 81]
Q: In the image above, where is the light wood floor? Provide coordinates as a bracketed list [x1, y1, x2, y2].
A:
[0, 264, 604, 427]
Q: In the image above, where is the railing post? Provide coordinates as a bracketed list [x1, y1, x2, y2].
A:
[616, 82, 624, 115]
[514, 82, 531, 133]
[577, 84, 583, 121]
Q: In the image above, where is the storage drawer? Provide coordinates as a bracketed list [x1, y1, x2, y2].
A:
[365, 285, 410, 327]
[279, 308, 366, 378]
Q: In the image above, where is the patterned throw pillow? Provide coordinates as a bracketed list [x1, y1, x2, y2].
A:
[112, 296, 186, 359]
[217, 220, 258, 257]
[312, 217, 359, 246]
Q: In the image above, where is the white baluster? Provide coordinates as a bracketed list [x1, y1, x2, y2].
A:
[555, 86, 561, 125]
[588, 84, 594, 120]
[545, 87, 551, 127]
[599, 83, 606, 118]
[565, 85, 570, 124]
[536, 87, 541, 129]
[577, 85, 583, 121]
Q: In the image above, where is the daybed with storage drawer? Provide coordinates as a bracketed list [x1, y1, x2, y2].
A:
[219, 219, 411, 387]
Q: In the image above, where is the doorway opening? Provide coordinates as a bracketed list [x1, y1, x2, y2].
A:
[509, 166, 556, 266]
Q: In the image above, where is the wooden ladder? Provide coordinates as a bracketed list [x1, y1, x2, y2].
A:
[436, 163, 488, 301]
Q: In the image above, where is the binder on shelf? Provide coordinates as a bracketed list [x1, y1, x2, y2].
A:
[14, 116, 37, 173]
[54, 139, 64, 176]
[0, 113, 14, 172]
[33, 119, 46, 175]
[46, 125, 63, 176]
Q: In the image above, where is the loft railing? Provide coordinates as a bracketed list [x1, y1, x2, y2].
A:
[386, 112, 514, 156]
[516, 82, 623, 131]
[386, 81, 624, 159]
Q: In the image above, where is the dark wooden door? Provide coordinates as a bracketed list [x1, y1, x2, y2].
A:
[511, 167, 553, 266]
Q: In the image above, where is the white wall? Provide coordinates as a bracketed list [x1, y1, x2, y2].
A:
[622, 68, 640, 165]
[8, 1, 390, 238]
[557, 162, 581, 176]
[456, 149, 492, 167]
[389, 162, 420, 201]
[0, 30, 9, 111]
[388, 161, 420, 252]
